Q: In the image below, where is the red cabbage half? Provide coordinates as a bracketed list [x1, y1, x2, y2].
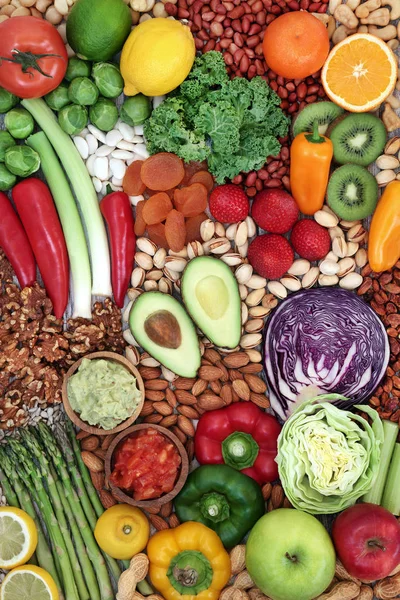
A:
[263, 288, 389, 420]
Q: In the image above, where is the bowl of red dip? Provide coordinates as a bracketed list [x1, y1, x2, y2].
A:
[105, 424, 189, 508]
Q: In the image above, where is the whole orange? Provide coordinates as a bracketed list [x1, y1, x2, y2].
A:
[262, 12, 330, 79]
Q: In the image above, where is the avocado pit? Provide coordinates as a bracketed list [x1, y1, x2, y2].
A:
[144, 310, 182, 349]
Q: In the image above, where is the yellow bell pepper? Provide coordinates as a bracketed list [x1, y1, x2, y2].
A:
[368, 180, 400, 272]
[147, 521, 231, 600]
[94, 504, 149, 560]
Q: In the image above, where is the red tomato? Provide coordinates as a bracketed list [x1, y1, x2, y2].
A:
[110, 428, 181, 501]
[0, 17, 68, 98]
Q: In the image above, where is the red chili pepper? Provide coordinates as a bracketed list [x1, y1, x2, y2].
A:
[194, 403, 281, 485]
[100, 189, 135, 308]
[0, 191, 36, 288]
[12, 178, 69, 319]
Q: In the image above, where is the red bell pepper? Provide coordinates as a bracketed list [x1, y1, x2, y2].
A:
[194, 403, 281, 485]
[12, 178, 69, 319]
[0, 191, 36, 288]
[100, 189, 135, 308]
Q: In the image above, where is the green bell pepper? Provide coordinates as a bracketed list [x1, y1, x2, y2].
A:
[174, 464, 265, 549]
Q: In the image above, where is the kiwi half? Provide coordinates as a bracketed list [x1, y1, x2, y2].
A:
[292, 102, 344, 137]
[329, 113, 386, 167]
[327, 164, 378, 220]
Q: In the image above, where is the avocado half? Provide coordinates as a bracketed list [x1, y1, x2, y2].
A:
[129, 292, 201, 378]
[181, 256, 241, 349]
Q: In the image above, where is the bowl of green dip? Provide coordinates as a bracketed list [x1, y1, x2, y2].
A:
[62, 351, 145, 435]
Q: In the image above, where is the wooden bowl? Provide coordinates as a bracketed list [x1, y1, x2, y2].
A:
[105, 424, 189, 508]
[62, 351, 145, 436]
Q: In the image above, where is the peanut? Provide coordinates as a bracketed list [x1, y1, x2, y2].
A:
[315, 581, 360, 600]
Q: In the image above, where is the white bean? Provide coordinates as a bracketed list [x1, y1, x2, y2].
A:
[88, 124, 107, 143]
[116, 140, 137, 151]
[106, 130, 123, 147]
[96, 145, 114, 157]
[112, 176, 124, 186]
[133, 143, 149, 159]
[112, 149, 135, 160]
[117, 120, 136, 141]
[153, 95, 165, 109]
[92, 177, 102, 193]
[134, 125, 144, 136]
[127, 155, 144, 165]
[110, 158, 127, 180]
[94, 156, 109, 181]
[129, 194, 144, 206]
[73, 136, 89, 160]
[85, 133, 98, 155]
[86, 154, 96, 176]
[78, 127, 89, 138]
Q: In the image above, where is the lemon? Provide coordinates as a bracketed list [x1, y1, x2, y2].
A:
[0, 565, 59, 600]
[0, 508, 38, 570]
[120, 18, 195, 97]
[94, 504, 149, 560]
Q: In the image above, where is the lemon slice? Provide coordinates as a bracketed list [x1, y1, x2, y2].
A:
[0, 566, 59, 600]
[0, 508, 38, 569]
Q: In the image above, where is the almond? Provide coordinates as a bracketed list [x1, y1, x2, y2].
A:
[165, 388, 178, 408]
[185, 438, 195, 463]
[250, 393, 270, 409]
[223, 352, 250, 368]
[175, 389, 197, 405]
[160, 501, 173, 518]
[216, 360, 230, 382]
[174, 377, 197, 390]
[198, 365, 224, 381]
[210, 380, 222, 395]
[138, 366, 162, 380]
[159, 415, 178, 428]
[177, 415, 195, 437]
[203, 348, 221, 364]
[171, 426, 187, 445]
[144, 506, 160, 515]
[81, 451, 104, 473]
[76, 430, 92, 441]
[234, 571, 254, 590]
[262, 482, 272, 500]
[191, 379, 208, 396]
[169, 513, 180, 528]
[145, 379, 169, 391]
[144, 414, 163, 424]
[90, 470, 105, 491]
[81, 435, 100, 451]
[177, 405, 199, 420]
[101, 435, 116, 450]
[230, 370, 244, 382]
[149, 514, 169, 531]
[271, 484, 284, 508]
[232, 380, 251, 401]
[153, 401, 173, 416]
[93, 448, 107, 460]
[220, 384, 233, 405]
[240, 364, 263, 374]
[145, 390, 165, 402]
[99, 489, 117, 508]
[140, 400, 154, 416]
[197, 394, 226, 411]
[230, 545, 246, 575]
[244, 374, 267, 394]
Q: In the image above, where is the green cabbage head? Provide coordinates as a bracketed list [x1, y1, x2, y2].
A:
[277, 395, 383, 514]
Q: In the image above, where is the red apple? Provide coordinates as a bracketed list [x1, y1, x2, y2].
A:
[332, 503, 400, 582]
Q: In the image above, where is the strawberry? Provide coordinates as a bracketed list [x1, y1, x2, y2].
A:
[251, 189, 299, 234]
[209, 184, 249, 223]
[248, 234, 294, 280]
[290, 220, 331, 261]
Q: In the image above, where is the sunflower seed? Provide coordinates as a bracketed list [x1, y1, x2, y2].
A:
[267, 281, 287, 299]
[314, 210, 339, 228]
[339, 272, 363, 290]
[302, 266, 319, 288]
[235, 263, 253, 285]
[131, 267, 146, 287]
[288, 259, 311, 276]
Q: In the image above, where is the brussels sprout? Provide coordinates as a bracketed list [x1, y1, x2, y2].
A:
[0, 88, 18, 114]
[58, 104, 88, 135]
[5, 145, 41, 177]
[5, 108, 34, 139]
[89, 98, 118, 132]
[0, 131, 15, 162]
[45, 83, 70, 112]
[0, 163, 16, 191]
[92, 62, 124, 99]
[68, 77, 99, 106]
[120, 94, 151, 126]
[65, 57, 92, 81]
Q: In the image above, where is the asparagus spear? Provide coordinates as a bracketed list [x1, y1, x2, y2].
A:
[7, 441, 80, 600]
[22, 430, 91, 600]
[37, 424, 114, 600]
[0, 465, 20, 509]
[0, 449, 62, 594]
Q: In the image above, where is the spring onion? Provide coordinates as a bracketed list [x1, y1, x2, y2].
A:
[362, 419, 398, 506]
[382, 444, 400, 516]
[21, 98, 111, 297]
[27, 132, 92, 318]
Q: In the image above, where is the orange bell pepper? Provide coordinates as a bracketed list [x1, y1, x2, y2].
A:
[290, 121, 333, 216]
[368, 180, 400, 272]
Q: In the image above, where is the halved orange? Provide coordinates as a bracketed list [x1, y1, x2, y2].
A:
[322, 33, 397, 112]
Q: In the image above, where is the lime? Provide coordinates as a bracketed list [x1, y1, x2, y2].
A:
[66, 0, 132, 62]
[0, 566, 59, 600]
[0, 508, 38, 570]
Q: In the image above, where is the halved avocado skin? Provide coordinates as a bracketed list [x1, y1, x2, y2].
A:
[181, 256, 241, 349]
[129, 291, 201, 378]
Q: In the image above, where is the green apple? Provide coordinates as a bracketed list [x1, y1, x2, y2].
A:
[246, 508, 336, 600]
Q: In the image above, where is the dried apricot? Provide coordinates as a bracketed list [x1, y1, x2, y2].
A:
[186, 212, 208, 244]
[188, 171, 214, 193]
[141, 153, 185, 191]
[123, 160, 146, 196]
[165, 209, 186, 252]
[147, 223, 168, 249]
[134, 200, 146, 236]
[173, 183, 208, 217]
[142, 192, 173, 225]
[182, 160, 208, 186]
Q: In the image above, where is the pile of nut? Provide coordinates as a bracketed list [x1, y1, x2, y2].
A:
[374, 136, 400, 188]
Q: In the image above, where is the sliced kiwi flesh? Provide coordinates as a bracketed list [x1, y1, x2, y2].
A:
[328, 113, 387, 167]
[292, 102, 344, 137]
[327, 164, 378, 221]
